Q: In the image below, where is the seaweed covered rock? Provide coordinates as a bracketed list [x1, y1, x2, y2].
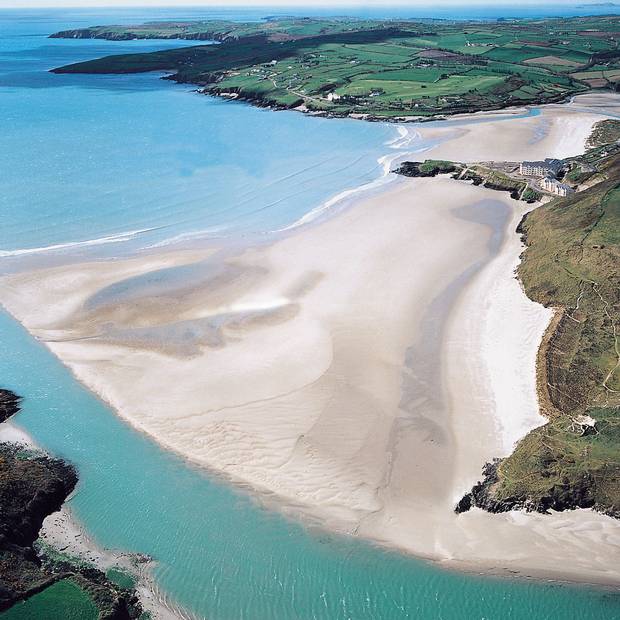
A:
[0, 389, 21, 423]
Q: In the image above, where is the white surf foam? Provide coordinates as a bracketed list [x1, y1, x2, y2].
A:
[0, 227, 158, 258]
[274, 126, 432, 233]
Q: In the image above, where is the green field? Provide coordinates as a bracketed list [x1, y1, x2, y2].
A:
[50, 15, 620, 118]
[0, 581, 97, 620]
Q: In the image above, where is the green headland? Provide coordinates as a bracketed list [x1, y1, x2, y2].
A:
[457, 120, 620, 518]
[50, 15, 620, 119]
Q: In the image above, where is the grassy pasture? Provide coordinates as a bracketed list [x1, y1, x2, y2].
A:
[524, 55, 582, 68]
[51, 14, 620, 117]
[1, 580, 98, 620]
[336, 75, 504, 99]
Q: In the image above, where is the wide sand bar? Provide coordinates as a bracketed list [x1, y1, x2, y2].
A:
[2, 96, 620, 585]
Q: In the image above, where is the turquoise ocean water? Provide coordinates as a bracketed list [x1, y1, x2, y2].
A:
[1, 6, 620, 619]
[0, 10, 396, 254]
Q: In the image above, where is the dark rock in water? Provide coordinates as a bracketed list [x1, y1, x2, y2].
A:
[0, 389, 20, 423]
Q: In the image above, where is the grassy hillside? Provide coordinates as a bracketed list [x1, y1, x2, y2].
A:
[459, 147, 620, 517]
[49, 17, 395, 43]
[50, 15, 620, 118]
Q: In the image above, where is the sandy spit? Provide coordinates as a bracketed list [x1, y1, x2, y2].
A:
[1, 96, 620, 586]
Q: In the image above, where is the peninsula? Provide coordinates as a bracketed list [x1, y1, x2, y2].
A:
[458, 119, 620, 519]
[50, 15, 620, 119]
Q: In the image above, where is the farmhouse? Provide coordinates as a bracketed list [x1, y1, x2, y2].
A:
[520, 158, 564, 177]
[541, 176, 575, 196]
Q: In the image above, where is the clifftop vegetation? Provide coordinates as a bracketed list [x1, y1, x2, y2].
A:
[459, 129, 620, 518]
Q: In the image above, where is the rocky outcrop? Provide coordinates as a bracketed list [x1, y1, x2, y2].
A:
[394, 160, 541, 202]
[455, 458, 608, 517]
[0, 443, 78, 548]
[393, 160, 460, 178]
[0, 389, 20, 423]
[0, 442, 78, 609]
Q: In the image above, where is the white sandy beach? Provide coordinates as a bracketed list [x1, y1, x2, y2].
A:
[407, 96, 607, 164]
[2, 95, 620, 585]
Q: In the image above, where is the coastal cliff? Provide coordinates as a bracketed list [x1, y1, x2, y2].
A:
[0, 389, 143, 618]
[0, 441, 78, 609]
[457, 131, 620, 520]
[50, 27, 229, 42]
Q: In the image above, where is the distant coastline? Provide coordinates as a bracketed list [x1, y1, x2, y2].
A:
[577, 3, 619, 8]
[49, 14, 620, 122]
